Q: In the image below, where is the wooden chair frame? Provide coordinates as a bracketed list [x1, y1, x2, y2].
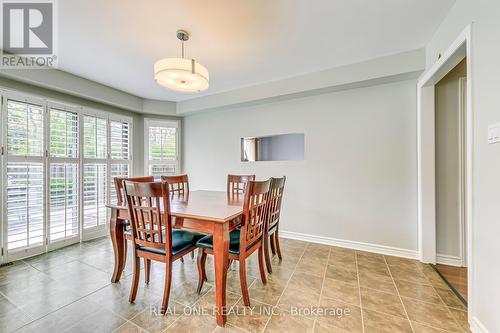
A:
[114, 176, 155, 206]
[161, 174, 189, 196]
[227, 174, 255, 199]
[114, 176, 155, 280]
[197, 179, 271, 306]
[124, 181, 198, 313]
[263, 176, 286, 273]
[160, 174, 194, 261]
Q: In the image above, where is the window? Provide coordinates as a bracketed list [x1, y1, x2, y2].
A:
[109, 120, 131, 203]
[82, 115, 108, 230]
[84, 115, 107, 159]
[48, 106, 79, 243]
[0, 91, 133, 261]
[145, 119, 180, 176]
[4, 97, 45, 252]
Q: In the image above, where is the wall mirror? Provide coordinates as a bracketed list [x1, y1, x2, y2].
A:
[241, 133, 305, 162]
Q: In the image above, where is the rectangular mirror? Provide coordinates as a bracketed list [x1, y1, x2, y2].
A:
[241, 133, 305, 162]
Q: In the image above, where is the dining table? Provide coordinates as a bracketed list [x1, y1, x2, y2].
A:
[107, 190, 244, 326]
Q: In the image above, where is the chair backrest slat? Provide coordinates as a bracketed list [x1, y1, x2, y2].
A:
[161, 174, 189, 196]
[114, 176, 155, 205]
[227, 174, 255, 199]
[239, 179, 271, 252]
[268, 176, 286, 230]
[124, 181, 173, 252]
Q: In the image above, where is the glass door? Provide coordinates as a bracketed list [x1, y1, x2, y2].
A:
[81, 114, 109, 240]
[2, 95, 46, 261]
[47, 104, 80, 250]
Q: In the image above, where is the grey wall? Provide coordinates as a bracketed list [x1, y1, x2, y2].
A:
[435, 59, 466, 261]
[183, 79, 418, 251]
[257, 134, 305, 161]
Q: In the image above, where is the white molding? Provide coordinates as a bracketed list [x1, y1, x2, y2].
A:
[436, 253, 463, 267]
[279, 230, 418, 259]
[417, 24, 474, 321]
[470, 317, 491, 333]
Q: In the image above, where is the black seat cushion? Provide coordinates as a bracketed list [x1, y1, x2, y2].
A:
[197, 229, 241, 254]
[138, 230, 205, 256]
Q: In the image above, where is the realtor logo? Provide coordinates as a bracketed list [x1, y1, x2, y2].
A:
[1, 0, 57, 68]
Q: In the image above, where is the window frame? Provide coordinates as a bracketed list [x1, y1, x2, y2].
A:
[1, 91, 47, 261]
[46, 101, 82, 251]
[108, 114, 133, 205]
[0, 88, 134, 261]
[144, 118, 181, 177]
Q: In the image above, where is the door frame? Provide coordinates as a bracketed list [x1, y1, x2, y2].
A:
[417, 24, 473, 320]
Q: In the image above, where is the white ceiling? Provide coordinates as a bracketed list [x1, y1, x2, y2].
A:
[58, 0, 455, 102]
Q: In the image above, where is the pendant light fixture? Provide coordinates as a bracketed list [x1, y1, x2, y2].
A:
[154, 30, 209, 93]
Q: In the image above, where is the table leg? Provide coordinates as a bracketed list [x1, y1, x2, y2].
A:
[110, 208, 126, 283]
[213, 222, 230, 326]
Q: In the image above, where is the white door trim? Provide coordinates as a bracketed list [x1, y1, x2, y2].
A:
[417, 24, 473, 321]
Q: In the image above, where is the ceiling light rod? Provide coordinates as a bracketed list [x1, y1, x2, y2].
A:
[177, 29, 189, 59]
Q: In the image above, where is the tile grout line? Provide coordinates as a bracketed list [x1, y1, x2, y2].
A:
[313, 245, 332, 332]
[260, 241, 307, 333]
[113, 319, 151, 333]
[429, 276, 468, 332]
[354, 251, 366, 333]
[383, 255, 416, 333]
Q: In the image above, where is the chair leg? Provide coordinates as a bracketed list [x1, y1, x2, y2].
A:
[264, 233, 273, 274]
[123, 237, 128, 272]
[196, 248, 207, 294]
[129, 255, 140, 303]
[274, 231, 282, 260]
[144, 259, 151, 284]
[270, 234, 276, 255]
[161, 257, 173, 314]
[258, 246, 267, 284]
[239, 258, 251, 306]
[191, 251, 194, 259]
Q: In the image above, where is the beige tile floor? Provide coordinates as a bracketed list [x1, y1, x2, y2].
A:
[0, 237, 470, 333]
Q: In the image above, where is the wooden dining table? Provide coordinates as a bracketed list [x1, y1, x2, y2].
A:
[107, 190, 244, 326]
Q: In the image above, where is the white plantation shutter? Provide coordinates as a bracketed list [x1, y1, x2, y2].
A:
[7, 99, 44, 156]
[110, 120, 130, 160]
[49, 164, 79, 241]
[110, 164, 129, 204]
[83, 164, 108, 228]
[1, 91, 134, 260]
[145, 120, 180, 176]
[50, 109, 78, 158]
[83, 114, 109, 229]
[48, 107, 79, 243]
[109, 119, 131, 204]
[5, 98, 45, 251]
[84, 116, 107, 159]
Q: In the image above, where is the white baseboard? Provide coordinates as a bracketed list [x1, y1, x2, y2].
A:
[279, 230, 418, 259]
[470, 316, 491, 333]
[436, 253, 464, 267]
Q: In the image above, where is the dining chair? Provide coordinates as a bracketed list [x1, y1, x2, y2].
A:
[196, 179, 271, 306]
[124, 181, 204, 313]
[161, 174, 194, 261]
[264, 176, 286, 273]
[114, 176, 155, 280]
[161, 174, 189, 196]
[227, 174, 255, 198]
[114, 176, 154, 206]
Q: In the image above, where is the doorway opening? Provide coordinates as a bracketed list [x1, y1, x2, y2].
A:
[417, 24, 472, 322]
[433, 58, 468, 304]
